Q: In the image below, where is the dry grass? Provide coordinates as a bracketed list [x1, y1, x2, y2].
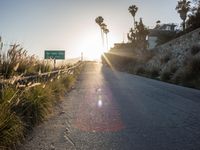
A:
[160, 62, 178, 82]
[0, 103, 24, 149]
[0, 86, 24, 149]
[172, 54, 200, 88]
[191, 45, 200, 55]
[0, 44, 52, 79]
[0, 42, 82, 149]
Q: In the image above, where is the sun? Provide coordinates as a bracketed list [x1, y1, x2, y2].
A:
[80, 35, 105, 60]
[84, 48, 103, 60]
[78, 26, 116, 60]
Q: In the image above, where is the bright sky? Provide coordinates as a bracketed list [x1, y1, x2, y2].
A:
[0, 0, 181, 60]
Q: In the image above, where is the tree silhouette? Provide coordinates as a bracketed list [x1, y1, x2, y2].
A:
[127, 18, 149, 49]
[95, 16, 104, 26]
[136, 18, 149, 49]
[95, 17, 110, 50]
[176, 0, 191, 31]
[127, 28, 136, 43]
[187, 0, 200, 30]
[95, 16, 104, 46]
[155, 20, 161, 29]
[128, 5, 138, 29]
[103, 28, 109, 51]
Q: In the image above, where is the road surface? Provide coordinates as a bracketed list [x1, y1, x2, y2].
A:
[20, 62, 200, 150]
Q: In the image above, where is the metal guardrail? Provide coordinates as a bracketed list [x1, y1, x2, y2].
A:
[0, 61, 83, 86]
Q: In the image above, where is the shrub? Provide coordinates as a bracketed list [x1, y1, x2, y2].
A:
[0, 86, 24, 149]
[61, 75, 75, 90]
[146, 66, 160, 78]
[0, 85, 16, 104]
[161, 63, 178, 82]
[134, 65, 146, 75]
[160, 71, 171, 81]
[0, 44, 53, 78]
[187, 55, 200, 75]
[13, 85, 54, 128]
[191, 45, 200, 55]
[48, 78, 66, 98]
[0, 103, 24, 149]
[172, 55, 200, 88]
[172, 68, 184, 84]
[0, 40, 82, 149]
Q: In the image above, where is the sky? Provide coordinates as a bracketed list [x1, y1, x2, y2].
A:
[0, 0, 181, 60]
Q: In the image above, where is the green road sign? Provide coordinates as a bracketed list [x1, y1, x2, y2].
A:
[44, 50, 65, 60]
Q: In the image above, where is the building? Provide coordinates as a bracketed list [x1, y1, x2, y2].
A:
[148, 23, 178, 49]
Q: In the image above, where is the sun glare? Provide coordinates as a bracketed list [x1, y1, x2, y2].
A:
[80, 36, 103, 60]
[79, 28, 115, 61]
[78, 25, 120, 61]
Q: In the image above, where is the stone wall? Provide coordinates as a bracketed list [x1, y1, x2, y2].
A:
[147, 27, 200, 69]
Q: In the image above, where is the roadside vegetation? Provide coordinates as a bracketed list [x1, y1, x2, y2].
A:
[0, 43, 82, 149]
[102, 0, 200, 90]
[103, 44, 200, 89]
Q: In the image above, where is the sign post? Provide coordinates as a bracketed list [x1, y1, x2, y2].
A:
[44, 50, 65, 69]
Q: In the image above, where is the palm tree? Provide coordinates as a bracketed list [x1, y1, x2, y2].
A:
[103, 28, 109, 51]
[95, 16, 104, 26]
[100, 23, 107, 47]
[128, 5, 138, 29]
[176, 0, 191, 31]
[95, 16, 104, 46]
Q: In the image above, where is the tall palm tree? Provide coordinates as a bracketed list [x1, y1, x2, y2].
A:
[100, 23, 107, 47]
[128, 5, 138, 29]
[95, 16, 104, 26]
[176, 0, 191, 31]
[95, 16, 104, 46]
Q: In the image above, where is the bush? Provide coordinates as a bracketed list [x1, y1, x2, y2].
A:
[172, 55, 200, 88]
[0, 85, 16, 104]
[0, 86, 24, 148]
[0, 40, 82, 149]
[0, 73, 80, 148]
[160, 71, 171, 81]
[191, 45, 200, 55]
[13, 85, 54, 128]
[0, 103, 24, 149]
[61, 75, 75, 90]
[146, 67, 160, 78]
[187, 55, 200, 75]
[134, 66, 146, 75]
[0, 44, 53, 79]
[48, 79, 66, 97]
[172, 68, 184, 84]
[160, 63, 178, 82]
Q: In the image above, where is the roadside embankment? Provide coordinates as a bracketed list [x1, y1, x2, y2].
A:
[102, 27, 200, 89]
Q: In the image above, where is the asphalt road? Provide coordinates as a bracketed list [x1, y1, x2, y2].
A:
[21, 62, 200, 150]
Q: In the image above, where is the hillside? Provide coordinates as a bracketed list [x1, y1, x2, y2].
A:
[103, 27, 200, 89]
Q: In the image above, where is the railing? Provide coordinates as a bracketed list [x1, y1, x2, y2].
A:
[0, 61, 83, 86]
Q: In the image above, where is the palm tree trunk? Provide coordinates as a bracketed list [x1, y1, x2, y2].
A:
[106, 33, 108, 51]
[101, 29, 104, 47]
